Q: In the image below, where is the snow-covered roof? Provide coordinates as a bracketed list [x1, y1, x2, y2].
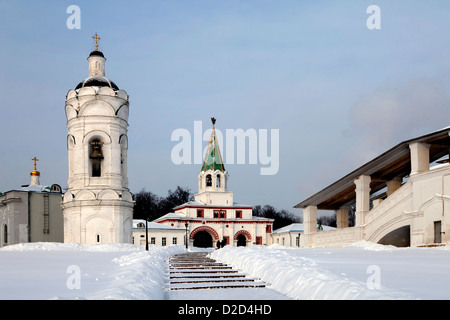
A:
[173, 200, 253, 210]
[133, 219, 185, 230]
[153, 212, 186, 222]
[21, 185, 51, 192]
[272, 223, 335, 234]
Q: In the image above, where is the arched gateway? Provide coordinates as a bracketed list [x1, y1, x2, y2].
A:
[190, 226, 219, 248]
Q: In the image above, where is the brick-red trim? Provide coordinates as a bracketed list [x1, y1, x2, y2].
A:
[189, 225, 219, 241]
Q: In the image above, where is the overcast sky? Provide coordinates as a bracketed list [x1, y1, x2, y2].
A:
[1, 1, 450, 218]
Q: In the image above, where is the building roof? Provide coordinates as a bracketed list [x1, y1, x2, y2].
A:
[272, 223, 335, 234]
[153, 211, 274, 223]
[133, 219, 185, 231]
[75, 76, 119, 90]
[201, 118, 225, 172]
[88, 50, 105, 58]
[295, 126, 450, 210]
[172, 200, 253, 210]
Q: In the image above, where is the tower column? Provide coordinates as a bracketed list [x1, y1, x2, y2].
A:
[409, 142, 430, 175]
[302, 205, 317, 248]
[354, 175, 371, 230]
[336, 206, 349, 229]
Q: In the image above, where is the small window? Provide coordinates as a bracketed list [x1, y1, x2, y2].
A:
[96, 234, 101, 243]
[197, 209, 204, 218]
[3, 224, 7, 245]
[162, 237, 167, 246]
[256, 237, 262, 245]
[206, 174, 212, 187]
[236, 211, 242, 219]
[151, 237, 156, 244]
[214, 210, 226, 218]
[137, 222, 145, 228]
[50, 184, 62, 193]
[173, 237, 177, 245]
[266, 225, 272, 233]
[216, 174, 221, 188]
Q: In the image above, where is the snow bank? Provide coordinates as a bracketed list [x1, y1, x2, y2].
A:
[89, 245, 186, 300]
[210, 244, 418, 300]
[0, 242, 186, 300]
[1, 242, 142, 252]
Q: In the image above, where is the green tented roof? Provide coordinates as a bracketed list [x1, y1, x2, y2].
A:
[201, 122, 225, 172]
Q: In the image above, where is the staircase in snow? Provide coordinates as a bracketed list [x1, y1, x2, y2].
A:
[166, 252, 266, 291]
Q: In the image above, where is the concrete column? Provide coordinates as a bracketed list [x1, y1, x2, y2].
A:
[354, 175, 371, 227]
[336, 207, 349, 229]
[409, 142, 430, 175]
[302, 206, 317, 247]
[386, 176, 402, 196]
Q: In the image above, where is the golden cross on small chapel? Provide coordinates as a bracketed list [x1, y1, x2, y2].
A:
[92, 33, 101, 51]
[31, 157, 39, 170]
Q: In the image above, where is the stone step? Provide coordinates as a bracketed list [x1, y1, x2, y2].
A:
[170, 278, 260, 284]
[170, 269, 239, 274]
[169, 282, 266, 291]
[170, 266, 233, 270]
[170, 273, 247, 279]
[166, 252, 268, 291]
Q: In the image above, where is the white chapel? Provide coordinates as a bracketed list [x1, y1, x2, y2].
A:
[62, 34, 134, 244]
[155, 118, 274, 247]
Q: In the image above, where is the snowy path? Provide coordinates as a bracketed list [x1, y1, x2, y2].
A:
[165, 251, 289, 300]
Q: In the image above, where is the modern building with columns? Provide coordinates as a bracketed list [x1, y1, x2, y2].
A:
[295, 126, 450, 248]
[154, 118, 274, 248]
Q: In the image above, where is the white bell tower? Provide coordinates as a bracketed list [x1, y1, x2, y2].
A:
[195, 118, 233, 206]
[62, 34, 133, 244]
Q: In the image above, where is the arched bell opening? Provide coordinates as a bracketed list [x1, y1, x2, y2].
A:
[206, 174, 212, 187]
[89, 139, 104, 177]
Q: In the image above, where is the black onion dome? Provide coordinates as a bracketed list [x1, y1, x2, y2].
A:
[75, 77, 119, 90]
[89, 50, 105, 58]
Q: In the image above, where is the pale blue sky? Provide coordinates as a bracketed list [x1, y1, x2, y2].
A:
[1, 1, 450, 217]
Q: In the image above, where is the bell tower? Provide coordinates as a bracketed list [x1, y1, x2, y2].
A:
[62, 34, 133, 244]
[195, 118, 233, 206]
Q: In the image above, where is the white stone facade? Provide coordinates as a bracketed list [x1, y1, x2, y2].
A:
[296, 128, 450, 248]
[62, 50, 133, 244]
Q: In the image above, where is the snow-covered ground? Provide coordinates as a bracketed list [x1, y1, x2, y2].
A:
[211, 242, 450, 300]
[0, 241, 449, 300]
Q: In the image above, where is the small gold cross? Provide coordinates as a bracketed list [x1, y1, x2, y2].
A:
[31, 157, 39, 170]
[92, 33, 101, 51]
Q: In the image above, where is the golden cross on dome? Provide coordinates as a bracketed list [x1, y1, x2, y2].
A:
[92, 33, 101, 50]
[31, 157, 39, 170]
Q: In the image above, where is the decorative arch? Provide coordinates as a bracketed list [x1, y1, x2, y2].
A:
[65, 104, 78, 121]
[82, 130, 112, 144]
[98, 189, 120, 200]
[234, 230, 252, 241]
[74, 189, 96, 201]
[190, 226, 219, 241]
[116, 104, 129, 121]
[67, 134, 76, 147]
[79, 100, 115, 117]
